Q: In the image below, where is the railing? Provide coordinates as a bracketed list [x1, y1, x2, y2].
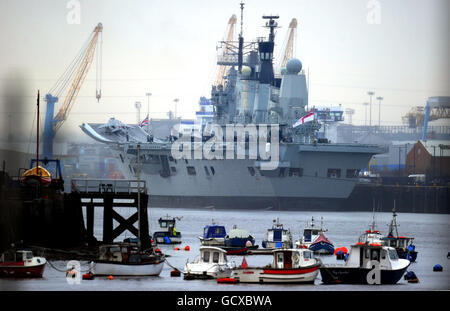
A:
[71, 178, 147, 194]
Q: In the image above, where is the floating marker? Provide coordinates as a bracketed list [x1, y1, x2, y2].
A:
[108, 275, 114, 280]
[184, 246, 190, 251]
[433, 264, 443, 272]
[170, 269, 181, 277]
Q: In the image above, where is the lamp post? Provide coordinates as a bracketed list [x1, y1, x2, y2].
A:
[376, 96, 383, 127]
[146, 92, 152, 133]
[135, 101, 142, 124]
[367, 91, 375, 127]
[174, 98, 179, 119]
[363, 102, 369, 126]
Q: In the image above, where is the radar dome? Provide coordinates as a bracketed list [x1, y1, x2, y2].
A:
[286, 58, 302, 74]
[241, 66, 252, 77]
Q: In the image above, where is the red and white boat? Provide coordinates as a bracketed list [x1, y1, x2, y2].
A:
[231, 248, 320, 284]
[0, 250, 46, 278]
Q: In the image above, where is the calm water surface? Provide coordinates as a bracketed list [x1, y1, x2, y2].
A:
[1, 207, 449, 291]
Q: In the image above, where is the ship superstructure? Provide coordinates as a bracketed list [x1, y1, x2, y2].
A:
[81, 8, 386, 210]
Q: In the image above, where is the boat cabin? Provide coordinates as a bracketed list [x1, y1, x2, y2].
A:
[158, 216, 177, 233]
[382, 236, 414, 249]
[358, 230, 384, 245]
[98, 244, 153, 264]
[203, 225, 227, 239]
[199, 246, 228, 265]
[1, 250, 34, 263]
[345, 243, 401, 270]
[271, 249, 314, 269]
[302, 217, 327, 243]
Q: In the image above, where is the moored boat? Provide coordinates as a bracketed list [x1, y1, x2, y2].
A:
[153, 215, 182, 244]
[295, 216, 329, 249]
[309, 233, 334, 255]
[90, 243, 165, 276]
[381, 209, 418, 262]
[262, 218, 293, 249]
[184, 246, 235, 280]
[231, 248, 320, 284]
[0, 249, 46, 278]
[199, 223, 227, 246]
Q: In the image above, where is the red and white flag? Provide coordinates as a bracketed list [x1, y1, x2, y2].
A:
[293, 111, 315, 128]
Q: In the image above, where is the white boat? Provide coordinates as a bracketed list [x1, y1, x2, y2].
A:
[295, 216, 328, 249]
[184, 246, 235, 279]
[231, 248, 320, 284]
[90, 243, 165, 276]
[320, 240, 410, 284]
[262, 218, 293, 249]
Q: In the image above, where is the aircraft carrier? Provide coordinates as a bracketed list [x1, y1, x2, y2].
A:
[81, 13, 387, 210]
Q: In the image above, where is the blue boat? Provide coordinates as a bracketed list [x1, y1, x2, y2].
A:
[199, 223, 227, 246]
[309, 233, 334, 255]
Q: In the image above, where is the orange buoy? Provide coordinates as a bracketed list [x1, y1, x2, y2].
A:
[184, 246, 190, 251]
[108, 275, 114, 280]
[217, 277, 238, 284]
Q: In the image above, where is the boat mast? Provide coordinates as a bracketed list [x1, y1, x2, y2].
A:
[238, 1, 244, 73]
[36, 90, 40, 175]
[137, 144, 141, 249]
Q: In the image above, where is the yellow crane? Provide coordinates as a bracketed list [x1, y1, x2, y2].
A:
[44, 23, 103, 158]
[276, 18, 297, 74]
[216, 14, 237, 87]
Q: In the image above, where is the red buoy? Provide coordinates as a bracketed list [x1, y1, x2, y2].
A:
[175, 247, 180, 251]
[184, 246, 190, 251]
[108, 275, 114, 280]
[82, 272, 94, 280]
[170, 269, 181, 277]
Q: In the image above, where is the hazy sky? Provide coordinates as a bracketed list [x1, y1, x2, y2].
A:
[0, 0, 449, 142]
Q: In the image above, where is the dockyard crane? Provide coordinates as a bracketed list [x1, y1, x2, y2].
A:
[43, 23, 103, 159]
[276, 18, 297, 74]
[216, 15, 237, 87]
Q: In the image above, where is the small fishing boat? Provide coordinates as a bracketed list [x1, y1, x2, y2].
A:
[262, 218, 293, 249]
[319, 240, 410, 285]
[382, 209, 418, 262]
[199, 222, 227, 246]
[295, 216, 330, 249]
[231, 248, 320, 284]
[0, 249, 46, 278]
[309, 233, 334, 255]
[184, 246, 235, 280]
[90, 243, 165, 276]
[225, 225, 257, 248]
[153, 215, 182, 244]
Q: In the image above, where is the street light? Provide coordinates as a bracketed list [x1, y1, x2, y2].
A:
[174, 98, 179, 118]
[135, 101, 142, 124]
[363, 102, 369, 126]
[376, 96, 383, 127]
[146, 92, 152, 133]
[367, 91, 375, 127]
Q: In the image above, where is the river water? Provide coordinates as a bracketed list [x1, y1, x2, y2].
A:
[1, 207, 449, 291]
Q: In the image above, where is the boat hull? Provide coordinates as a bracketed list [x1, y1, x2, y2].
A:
[232, 265, 320, 284]
[309, 241, 334, 255]
[319, 266, 409, 285]
[154, 232, 182, 244]
[184, 264, 232, 280]
[262, 241, 293, 249]
[0, 262, 46, 278]
[91, 260, 164, 276]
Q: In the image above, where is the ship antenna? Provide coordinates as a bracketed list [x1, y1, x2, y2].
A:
[238, 1, 245, 73]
